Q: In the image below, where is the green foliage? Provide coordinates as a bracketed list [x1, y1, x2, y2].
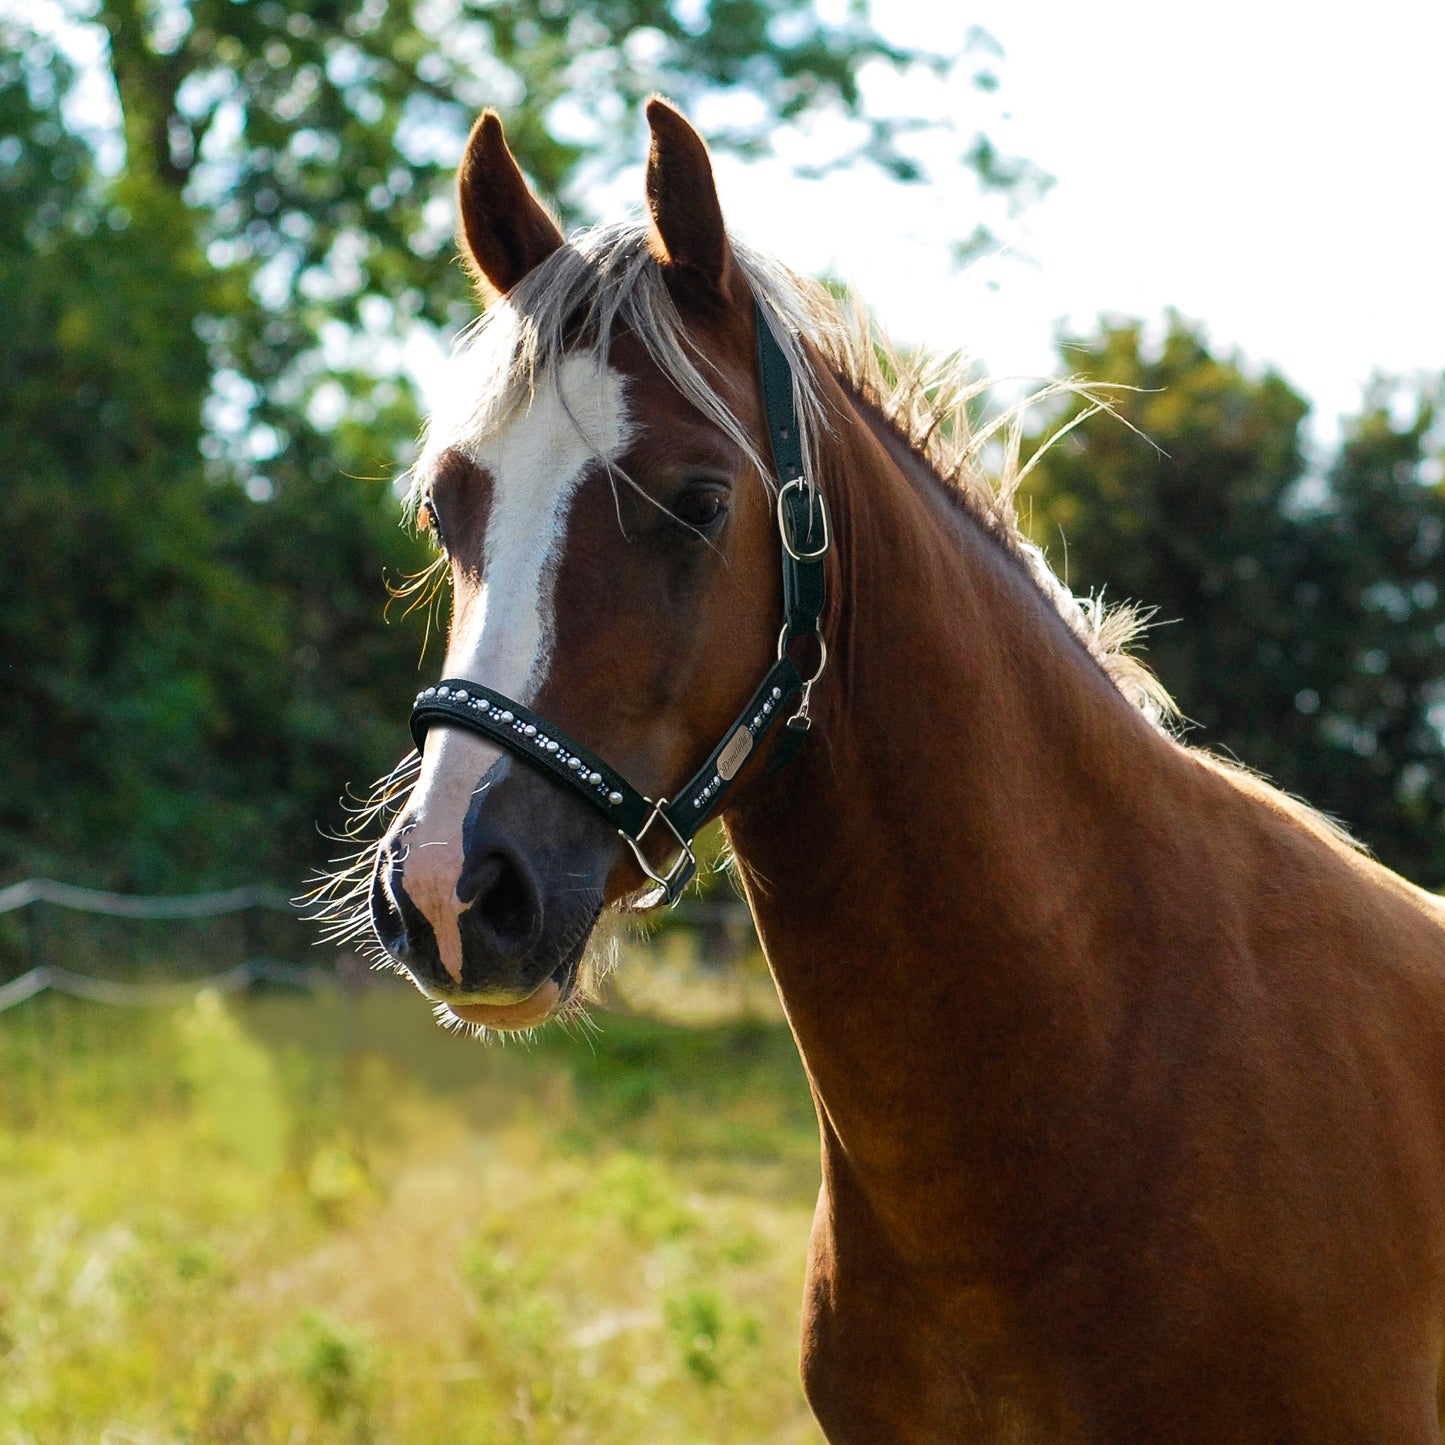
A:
[1024, 316, 1445, 886]
[0, 27, 433, 887]
[74, 0, 1007, 459]
[0, 2, 1011, 893]
[290, 1312, 379, 1435]
[1297, 386, 1445, 875]
[0, 989, 822, 1442]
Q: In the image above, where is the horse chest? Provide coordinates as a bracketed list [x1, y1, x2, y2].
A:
[800, 1230, 1084, 1444]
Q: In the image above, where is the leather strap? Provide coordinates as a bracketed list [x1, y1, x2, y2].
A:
[780, 482, 828, 638]
[410, 655, 803, 847]
[757, 316, 829, 641]
[410, 682, 653, 835]
[664, 656, 802, 838]
[408, 300, 830, 903]
[756, 310, 805, 482]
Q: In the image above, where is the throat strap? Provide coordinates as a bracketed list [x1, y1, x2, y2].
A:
[408, 301, 829, 904]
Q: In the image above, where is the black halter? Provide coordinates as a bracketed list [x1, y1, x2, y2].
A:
[409, 303, 830, 903]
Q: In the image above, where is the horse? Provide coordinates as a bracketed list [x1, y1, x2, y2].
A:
[338, 98, 1445, 1441]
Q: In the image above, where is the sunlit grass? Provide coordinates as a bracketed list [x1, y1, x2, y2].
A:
[0, 976, 824, 1443]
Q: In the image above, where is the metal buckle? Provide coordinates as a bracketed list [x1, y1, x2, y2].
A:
[776, 625, 828, 728]
[619, 798, 696, 902]
[777, 478, 831, 563]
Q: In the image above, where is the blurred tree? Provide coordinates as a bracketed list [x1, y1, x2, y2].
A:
[1301, 385, 1445, 881]
[84, 0, 1023, 465]
[0, 30, 430, 888]
[1, 3, 1026, 891]
[1023, 317, 1445, 887]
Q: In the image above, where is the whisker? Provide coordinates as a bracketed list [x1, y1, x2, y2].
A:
[303, 751, 424, 956]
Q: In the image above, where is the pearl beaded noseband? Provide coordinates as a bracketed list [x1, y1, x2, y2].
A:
[409, 303, 830, 904]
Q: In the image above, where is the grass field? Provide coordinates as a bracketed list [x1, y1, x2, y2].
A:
[0, 956, 826, 1443]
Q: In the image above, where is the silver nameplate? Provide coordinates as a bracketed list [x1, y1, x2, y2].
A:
[716, 725, 754, 780]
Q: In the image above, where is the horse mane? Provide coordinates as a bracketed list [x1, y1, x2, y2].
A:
[810, 294, 1365, 855]
[799, 283, 1178, 729]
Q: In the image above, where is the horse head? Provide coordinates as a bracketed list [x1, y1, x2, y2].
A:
[367, 101, 824, 1030]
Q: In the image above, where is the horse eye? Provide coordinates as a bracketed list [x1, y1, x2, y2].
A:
[672, 484, 727, 531]
[418, 496, 446, 548]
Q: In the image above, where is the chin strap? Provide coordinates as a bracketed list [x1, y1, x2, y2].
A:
[410, 302, 830, 904]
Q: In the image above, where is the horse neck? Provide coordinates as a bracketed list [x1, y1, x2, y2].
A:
[727, 386, 1186, 1240]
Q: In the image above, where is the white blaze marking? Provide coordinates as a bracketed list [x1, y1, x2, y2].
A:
[448, 355, 632, 700]
[397, 356, 632, 982]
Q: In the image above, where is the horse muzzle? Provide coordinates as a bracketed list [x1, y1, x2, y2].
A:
[368, 751, 612, 1029]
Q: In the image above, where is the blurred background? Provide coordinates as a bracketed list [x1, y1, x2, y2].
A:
[0, 0, 1441, 1440]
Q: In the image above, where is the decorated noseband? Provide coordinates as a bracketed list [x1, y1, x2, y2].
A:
[409, 302, 830, 903]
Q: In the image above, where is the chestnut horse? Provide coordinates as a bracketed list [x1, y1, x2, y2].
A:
[347, 100, 1445, 1441]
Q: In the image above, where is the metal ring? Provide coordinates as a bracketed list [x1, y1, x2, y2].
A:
[777, 478, 831, 563]
[776, 624, 828, 686]
[619, 799, 696, 902]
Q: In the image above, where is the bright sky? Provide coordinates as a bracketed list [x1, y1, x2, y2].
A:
[698, 0, 1445, 449]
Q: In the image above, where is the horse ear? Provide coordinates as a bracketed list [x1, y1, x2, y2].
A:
[456, 110, 565, 298]
[645, 97, 734, 304]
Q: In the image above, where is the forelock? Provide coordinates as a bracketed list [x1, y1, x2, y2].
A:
[412, 222, 839, 512]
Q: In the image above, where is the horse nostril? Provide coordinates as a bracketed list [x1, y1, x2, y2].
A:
[460, 848, 542, 954]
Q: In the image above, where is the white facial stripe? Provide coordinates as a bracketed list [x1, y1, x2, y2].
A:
[448, 354, 633, 701]
[398, 356, 632, 982]
[396, 729, 501, 984]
